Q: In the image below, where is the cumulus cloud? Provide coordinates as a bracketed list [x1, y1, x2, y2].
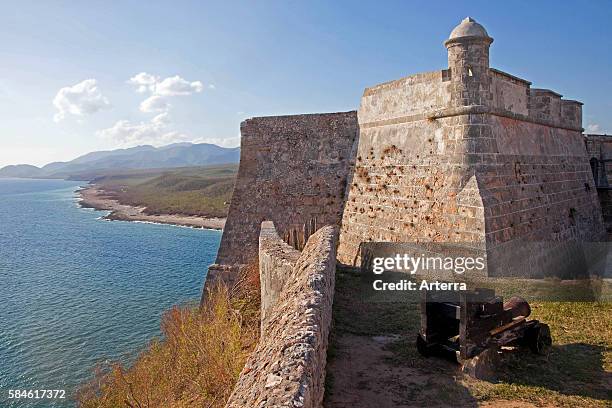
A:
[97, 112, 189, 147]
[128, 72, 159, 93]
[587, 124, 601, 133]
[139, 95, 170, 113]
[128, 72, 204, 113]
[53, 79, 111, 122]
[154, 75, 203, 96]
[96, 72, 207, 147]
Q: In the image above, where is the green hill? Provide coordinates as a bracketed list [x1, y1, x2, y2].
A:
[93, 164, 238, 218]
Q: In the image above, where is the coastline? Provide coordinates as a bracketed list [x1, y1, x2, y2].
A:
[77, 184, 226, 230]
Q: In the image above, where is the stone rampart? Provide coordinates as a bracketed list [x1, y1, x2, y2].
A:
[585, 134, 612, 231]
[258, 220, 300, 330]
[209, 111, 358, 283]
[226, 224, 337, 408]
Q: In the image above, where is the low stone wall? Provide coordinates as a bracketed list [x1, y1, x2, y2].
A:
[259, 221, 301, 330]
[226, 224, 337, 408]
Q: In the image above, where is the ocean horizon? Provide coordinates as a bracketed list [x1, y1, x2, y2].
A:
[0, 178, 221, 407]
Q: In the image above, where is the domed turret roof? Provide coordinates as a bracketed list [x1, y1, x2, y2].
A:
[448, 17, 491, 41]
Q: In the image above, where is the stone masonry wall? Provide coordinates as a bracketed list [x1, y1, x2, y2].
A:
[211, 112, 358, 280]
[481, 115, 605, 276]
[258, 221, 300, 331]
[585, 134, 612, 231]
[337, 71, 489, 265]
[336, 58, 606, 275]
[490, 68, 530, 116]
[226, 225, 337, 408]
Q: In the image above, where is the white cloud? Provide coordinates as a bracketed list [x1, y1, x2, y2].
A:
[128, 72, 204, 114]
[587, 124, 601, 133]
[97, 112, 189, 147]
[139, 95, 170, 113]
[151, 112, 170, 125]
[53, 79, 110, 122]
[154, 75, 203, 96]
[128, 72, 159, 93]
[97, 72, 208, 147]
[208, 84, 216, 90]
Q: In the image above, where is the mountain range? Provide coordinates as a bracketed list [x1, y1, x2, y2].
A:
[0, 143, 240, 180]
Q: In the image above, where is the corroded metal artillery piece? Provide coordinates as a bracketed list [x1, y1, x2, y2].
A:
[416, 288, 552, 365]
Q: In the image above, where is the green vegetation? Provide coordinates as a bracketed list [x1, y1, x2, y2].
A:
[328, 267, 612, 407]
[467, 301, 611, 407]
[78, 263, 260, 408]
[96, 164, 237, 218]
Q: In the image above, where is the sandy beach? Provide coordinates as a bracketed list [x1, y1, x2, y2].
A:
[78, 185, 226, 230]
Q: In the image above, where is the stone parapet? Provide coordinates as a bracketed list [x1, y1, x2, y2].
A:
[226, 225, 337, 408]
[259, 221, 301, 330]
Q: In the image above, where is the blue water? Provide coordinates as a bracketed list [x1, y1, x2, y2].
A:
[0, 178, 221, 407]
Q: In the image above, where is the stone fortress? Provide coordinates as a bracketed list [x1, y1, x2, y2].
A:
[210, 18, 610, 407]
[209, 17, 608, 283]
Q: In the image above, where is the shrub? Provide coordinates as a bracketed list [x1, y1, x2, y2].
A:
[78, 264, 260, 408]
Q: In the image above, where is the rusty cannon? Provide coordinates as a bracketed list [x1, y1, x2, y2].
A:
[416, 288, 552, 375]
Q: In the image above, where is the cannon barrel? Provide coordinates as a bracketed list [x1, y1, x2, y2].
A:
[503, 296, 531, 318]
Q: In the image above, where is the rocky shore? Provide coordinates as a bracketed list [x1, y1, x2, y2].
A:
[78, 185, 226, 230]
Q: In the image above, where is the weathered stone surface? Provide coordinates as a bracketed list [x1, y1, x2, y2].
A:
[585, 133, 612, 231]
[225, 225, 337, 408]
[212, 112, 358, 277]
[259, 220, 301, 331]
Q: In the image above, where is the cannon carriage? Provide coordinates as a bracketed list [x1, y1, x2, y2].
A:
[417, 288, 552, 365]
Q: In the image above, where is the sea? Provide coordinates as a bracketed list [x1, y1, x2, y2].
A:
[0, 178, 221, 407]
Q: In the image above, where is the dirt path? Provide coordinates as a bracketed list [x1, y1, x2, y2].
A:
[325, 333, 480, 408]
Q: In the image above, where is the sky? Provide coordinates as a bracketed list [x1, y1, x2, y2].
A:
[0, 0, 611, 168]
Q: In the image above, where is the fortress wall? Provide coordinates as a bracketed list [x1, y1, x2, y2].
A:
[258, 221, 300, 331]
[561, 100, 582, 130]
[337, 71, 495, 265]
[482, 117, 605, 264]
[212, 111, 358, 273]
[337, 78, 605, 270]
[598, 190, 612, 231]
[490, 69, 529, 116]
[226, 225, 337, 408]
[337, 114, 486, 265]
[585, 134, 612, 162]
[529, 89, 562, 124]
[482, 120, 606, 277]
[585, 134, 612, 231]
[359, 71, 450, 123]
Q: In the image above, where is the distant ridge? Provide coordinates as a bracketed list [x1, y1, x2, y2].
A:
[0, 143, 240, 180]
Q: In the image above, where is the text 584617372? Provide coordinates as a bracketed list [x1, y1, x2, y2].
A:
[8, 389, 65, 399]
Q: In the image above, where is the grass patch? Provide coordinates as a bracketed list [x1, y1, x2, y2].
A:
[77, 263, 259, 408]
[329, 265, 612, 407]
[331, 265, 419, 336]
[467, 301, 612, 407]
